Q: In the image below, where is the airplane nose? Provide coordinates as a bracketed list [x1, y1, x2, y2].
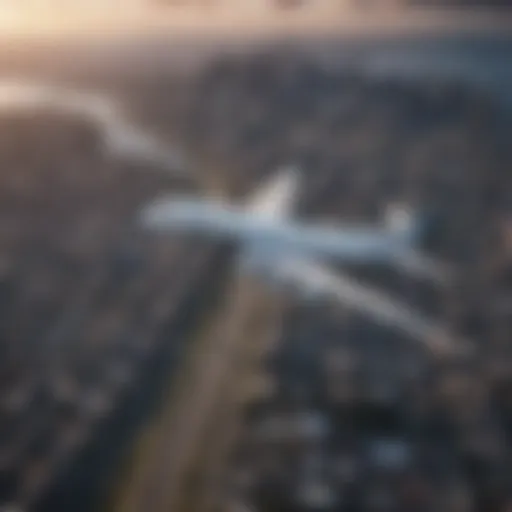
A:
[137, 199, 183, 231]
[137, 203, 161, 229]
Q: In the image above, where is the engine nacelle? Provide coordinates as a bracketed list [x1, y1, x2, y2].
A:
[268, 263, 328, 304]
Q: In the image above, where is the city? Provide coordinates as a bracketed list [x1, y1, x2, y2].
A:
[0, 5, 511, 512]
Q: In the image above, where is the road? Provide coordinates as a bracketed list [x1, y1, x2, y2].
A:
[184, 277, 285, 512]
[112, 271, 284, 512]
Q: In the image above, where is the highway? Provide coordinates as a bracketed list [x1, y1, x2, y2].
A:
[27, 245, 230, 512]
[112, 270, 285, 512]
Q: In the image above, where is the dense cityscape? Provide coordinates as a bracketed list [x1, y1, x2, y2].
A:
[0, 8, 511, 512]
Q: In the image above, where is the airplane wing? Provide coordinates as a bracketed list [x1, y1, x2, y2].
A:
[245, 166, 300, 219]
[274, 259, 468, 357]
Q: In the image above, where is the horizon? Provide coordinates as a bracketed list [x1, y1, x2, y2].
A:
[0, 3, 511, 41]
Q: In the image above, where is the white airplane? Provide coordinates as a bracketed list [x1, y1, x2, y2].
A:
[139, 167, 464, 355]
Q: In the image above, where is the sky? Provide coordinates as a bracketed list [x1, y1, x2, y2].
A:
[0, 1, 510, 39]
[0, 0, 156, 35]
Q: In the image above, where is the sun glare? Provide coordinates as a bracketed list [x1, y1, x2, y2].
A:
[0, 1, 509, 40]
[0, 3, 63, 35]
[0, 1, 146, 37]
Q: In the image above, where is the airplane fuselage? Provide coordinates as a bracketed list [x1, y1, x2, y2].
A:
[142, 199, 408, 268]
[138, 169, 452, 347]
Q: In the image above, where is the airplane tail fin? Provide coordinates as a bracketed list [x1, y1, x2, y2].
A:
[385, 203, 442, 252]
[384, 203, 425, 246]
[385, 204, 451, 284]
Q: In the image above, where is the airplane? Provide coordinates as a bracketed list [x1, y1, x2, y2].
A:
[138, 166, 467, 356]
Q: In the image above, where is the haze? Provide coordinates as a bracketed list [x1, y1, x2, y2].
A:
[0, 1, 511, 40]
